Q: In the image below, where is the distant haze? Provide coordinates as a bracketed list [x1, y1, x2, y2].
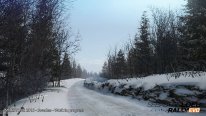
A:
[69, 0, 186, 73]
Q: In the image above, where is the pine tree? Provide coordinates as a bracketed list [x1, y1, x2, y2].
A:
[61, 53, 72, 79]
[106, 55, 112, 79]
[71, 60, 77, 78]
[50, 47, 61, 86]
[133, 12, 152, 76]
[179, 0, 206, 71]
[126, 48, 135, 78]
[0, 0, 30, 109]
[76, 64, 82, 78]
[115, 49, 127, 78]
[101, 61, 109, 78]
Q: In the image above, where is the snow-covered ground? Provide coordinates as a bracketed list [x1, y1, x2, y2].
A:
[6, 78, 205, 116]
[7, 79, 81, 116]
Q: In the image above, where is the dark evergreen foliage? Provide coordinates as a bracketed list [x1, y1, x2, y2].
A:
[179, 0, 206, 71]
[0, 0, 80, 111]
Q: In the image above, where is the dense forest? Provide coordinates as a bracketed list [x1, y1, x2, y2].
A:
[0, 0, 93, 111]
[100, 0, 206, 79]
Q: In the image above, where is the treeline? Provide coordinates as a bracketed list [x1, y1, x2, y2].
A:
[0, 0, 80, 110]
[61, 55, 96, 81]
[101, 0, 206, 79]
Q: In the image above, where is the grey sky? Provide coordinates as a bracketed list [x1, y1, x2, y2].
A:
[69, 0, 186, 73]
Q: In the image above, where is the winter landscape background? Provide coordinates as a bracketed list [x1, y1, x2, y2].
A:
[0, 0, 206, 116]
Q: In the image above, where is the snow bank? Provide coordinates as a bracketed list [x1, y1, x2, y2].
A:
[84, 71, 206, 108]
[85, 71, 206, 90]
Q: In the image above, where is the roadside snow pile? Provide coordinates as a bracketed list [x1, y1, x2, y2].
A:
[7, 79, 83, 116]
[84, 71, 206, 107]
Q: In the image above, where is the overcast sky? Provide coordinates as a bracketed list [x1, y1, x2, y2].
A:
[69, 0, 186, 73]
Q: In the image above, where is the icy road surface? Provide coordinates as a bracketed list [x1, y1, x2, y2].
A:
[8, 78, 204, 116]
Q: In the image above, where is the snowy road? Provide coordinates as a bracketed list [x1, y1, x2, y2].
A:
[8, 78, 204, 116]
[66, 79, 163, 116]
